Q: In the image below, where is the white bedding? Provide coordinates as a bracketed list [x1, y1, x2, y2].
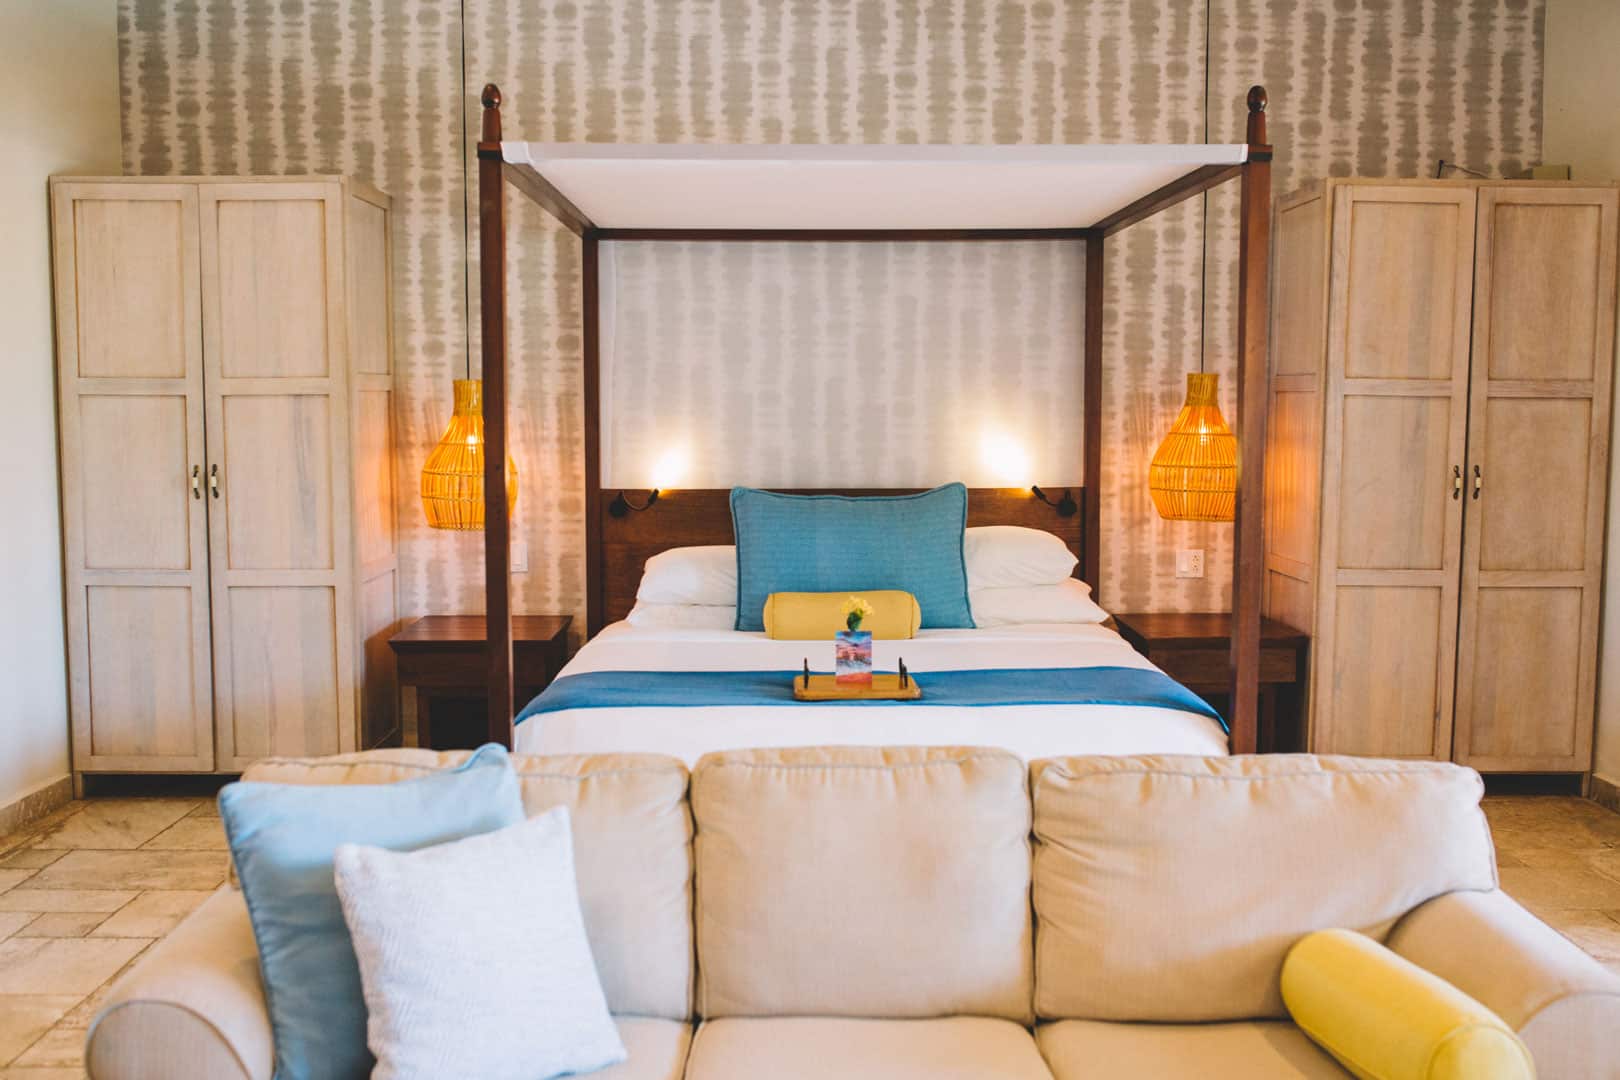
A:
[514, 621, 1229, 764]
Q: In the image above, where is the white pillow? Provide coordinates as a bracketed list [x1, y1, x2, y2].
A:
[636, 545, 737, 606]
[332, 808, 626, 1080]
[965, 526, 1079, 589]
[639, 529, 1077, 602]
[971, 578, 1109, 628]
[626, 602, 738, 631]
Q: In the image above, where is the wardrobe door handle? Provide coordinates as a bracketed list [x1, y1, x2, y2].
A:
[209, 464, 221, 499]
[191, 465, 202, 500]
[1472, 464, 1482, 500]
[1452, 465, 1461, 500]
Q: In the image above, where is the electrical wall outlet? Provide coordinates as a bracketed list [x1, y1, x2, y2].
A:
[511, 539, 529, 573]
[1176, 548, 1205, 579]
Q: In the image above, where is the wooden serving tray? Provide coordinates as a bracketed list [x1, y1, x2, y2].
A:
[793, 673, 922, 701]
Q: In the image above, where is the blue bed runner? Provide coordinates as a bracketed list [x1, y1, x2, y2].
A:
[517, 666, 1226, 732]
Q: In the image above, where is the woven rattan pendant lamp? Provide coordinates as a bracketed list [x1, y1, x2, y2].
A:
[421, 378, 518, 530]
[1148, 371, 1237, 522]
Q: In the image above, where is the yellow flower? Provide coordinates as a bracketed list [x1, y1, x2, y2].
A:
[842, 595, 875, 631]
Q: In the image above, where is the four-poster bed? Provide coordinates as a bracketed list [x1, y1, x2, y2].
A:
[474, 83, 1273, 753]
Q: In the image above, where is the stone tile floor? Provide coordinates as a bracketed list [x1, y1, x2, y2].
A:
[0, 794, 1617, 1077]
[0, 796, 227, 1079]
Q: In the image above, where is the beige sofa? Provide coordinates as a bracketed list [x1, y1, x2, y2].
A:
[86, 748, 1620, 1079]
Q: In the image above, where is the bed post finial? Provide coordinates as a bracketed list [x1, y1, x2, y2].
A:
[1246, 85, 1267, 145]
[481, 83, 503, 143]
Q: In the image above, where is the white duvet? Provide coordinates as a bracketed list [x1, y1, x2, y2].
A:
[514, 621, 1230, 764]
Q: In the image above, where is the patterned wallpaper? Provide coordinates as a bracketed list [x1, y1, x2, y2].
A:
[117, 0, 1545, 634]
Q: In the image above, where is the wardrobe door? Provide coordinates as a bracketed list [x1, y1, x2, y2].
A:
[1264, 186, 1330, 636]
[200, 183, 356, 769]
[51, 182, 216, 772]
[1311, 185, 1476, 759]
[346, 187, 402, 751]
[1453, 186, 1618, 772]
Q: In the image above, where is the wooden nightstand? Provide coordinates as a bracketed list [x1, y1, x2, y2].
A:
[389, 615, 571, 750]
[1112, 613, 1310, 753]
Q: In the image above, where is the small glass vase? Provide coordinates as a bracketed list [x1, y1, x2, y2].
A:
[835, 629, 874, 686]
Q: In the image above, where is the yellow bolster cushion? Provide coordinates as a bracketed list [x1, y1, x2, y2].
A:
[762, 591, 921, 640]
[1281, 929, 1535, 1080]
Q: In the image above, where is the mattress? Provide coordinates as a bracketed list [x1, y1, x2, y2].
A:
[514, 621, 1230, 764]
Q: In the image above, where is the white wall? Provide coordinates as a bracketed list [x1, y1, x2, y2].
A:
[0, 2, 122, 817]
[1544, 0, 1620, 787]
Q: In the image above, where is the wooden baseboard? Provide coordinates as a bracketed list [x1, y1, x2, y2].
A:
[1591, 773, 1620, 815]
[0, 774, 73, 841]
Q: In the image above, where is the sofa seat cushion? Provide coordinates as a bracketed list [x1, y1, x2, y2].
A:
[598, 1019, 693, 1080]
[1036, 1019, 1348, 1079]
[685, 1017, 1054, 1080]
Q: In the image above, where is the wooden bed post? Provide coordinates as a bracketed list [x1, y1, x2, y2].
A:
[479, 84, 515, 748]
[1082, 234, 1103, 591]
[582, 233, 603, 637]
[1229, 86, 1272, 754]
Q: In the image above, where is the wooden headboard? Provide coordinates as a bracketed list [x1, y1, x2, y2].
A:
[591, 486, 1087, 634]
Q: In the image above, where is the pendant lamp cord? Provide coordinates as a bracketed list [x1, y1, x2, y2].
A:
[458, 0, 472, 381]
[1197, 0, 1210, 377]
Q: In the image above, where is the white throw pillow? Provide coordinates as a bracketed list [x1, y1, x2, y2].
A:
[965, 526, 1079, 589]
[626, 602, 738, 631]
[332, 808, 626, 1080]
[971, 578, 1109, 627]
[636, 545, 738, 606]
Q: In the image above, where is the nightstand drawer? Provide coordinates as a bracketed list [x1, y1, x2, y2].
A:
[1145, 646, 1298, 688]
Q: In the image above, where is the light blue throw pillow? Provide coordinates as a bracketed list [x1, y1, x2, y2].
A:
[730, 483, 973, 632]
[218, 744, 526, 1080]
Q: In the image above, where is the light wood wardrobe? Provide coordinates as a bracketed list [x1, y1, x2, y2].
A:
[1265, 179, 1618, 774]
[50, 176, 401, 779]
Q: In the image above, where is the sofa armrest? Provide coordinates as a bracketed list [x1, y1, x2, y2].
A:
[1386, 888, 1620, 1080]
[86, 888, 271, 1080]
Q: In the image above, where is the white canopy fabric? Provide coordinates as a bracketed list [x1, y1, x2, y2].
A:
[500, 142, 1250, 230]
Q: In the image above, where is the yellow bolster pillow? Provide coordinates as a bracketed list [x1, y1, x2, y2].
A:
[762, 591, 921, 640]
[1281, 929, 1535, 1080]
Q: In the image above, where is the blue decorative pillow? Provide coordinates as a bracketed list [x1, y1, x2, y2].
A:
[218, 744, 525, 1080]
[730, 483, 973, 632]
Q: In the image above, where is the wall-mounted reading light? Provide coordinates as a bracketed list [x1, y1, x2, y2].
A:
[1031, 485, 1077, 518]
[608, 489, 661, 517]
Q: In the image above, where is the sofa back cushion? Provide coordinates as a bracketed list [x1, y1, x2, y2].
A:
[1030, 754, 1497, 1023]
[242, 748, 693, 1020]
[692, 746, 1032, 1022]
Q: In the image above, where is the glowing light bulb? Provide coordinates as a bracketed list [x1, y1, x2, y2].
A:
[650, 446, 689, 491]
[979, 429, 1031, 486]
